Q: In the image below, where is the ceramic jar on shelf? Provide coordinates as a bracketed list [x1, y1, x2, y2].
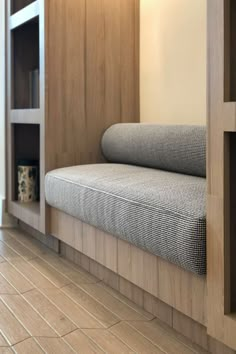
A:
[17, 160, 39, 203]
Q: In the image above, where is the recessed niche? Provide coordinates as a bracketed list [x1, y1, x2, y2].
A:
[11, 0, 36, 14]
[224, 132, 236, 312]
[13, 124, 40, 202]
[224, 0, 236, 102]
[11, 17, 39, 109]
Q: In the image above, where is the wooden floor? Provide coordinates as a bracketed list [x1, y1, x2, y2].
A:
[0, 228, 209, 354]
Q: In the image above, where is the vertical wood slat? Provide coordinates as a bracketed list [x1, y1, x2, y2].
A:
[86, 0, 105, 164]
[46, 0, 139, 172]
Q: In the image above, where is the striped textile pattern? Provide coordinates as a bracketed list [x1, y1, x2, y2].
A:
[45, 164, 206, 275]
[102, 124, 206, 177]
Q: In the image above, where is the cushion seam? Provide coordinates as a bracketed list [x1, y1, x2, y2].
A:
[46, 174, 206, 221]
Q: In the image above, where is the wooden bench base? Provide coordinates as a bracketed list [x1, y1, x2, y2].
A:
[50, 208, 206, 325]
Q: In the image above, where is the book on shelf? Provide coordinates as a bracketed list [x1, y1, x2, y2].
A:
[29, 69, 39, 108]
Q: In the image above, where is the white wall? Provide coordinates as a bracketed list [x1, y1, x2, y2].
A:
[0, 0, 5, 200]
[140, 0, 206, 125]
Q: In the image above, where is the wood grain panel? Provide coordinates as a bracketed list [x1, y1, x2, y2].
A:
[118, 239, 206, 325]
[51, 208, 118, 272]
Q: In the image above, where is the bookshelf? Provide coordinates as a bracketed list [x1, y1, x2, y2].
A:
[6, 0, 140, 234]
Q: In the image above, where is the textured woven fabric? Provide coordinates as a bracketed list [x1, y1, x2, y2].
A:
[45, 164, 206, 275]
[102, 124, 206, 177]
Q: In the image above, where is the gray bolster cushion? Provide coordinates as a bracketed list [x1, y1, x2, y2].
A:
[102, 124, 206, 177]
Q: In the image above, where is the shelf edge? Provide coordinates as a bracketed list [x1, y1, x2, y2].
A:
[10, 109, 41, 124]
[9, 1, 39, 30]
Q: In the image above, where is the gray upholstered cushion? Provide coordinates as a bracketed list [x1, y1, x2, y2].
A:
[45, 164, 206, 275]
[102, 124, 206, 177]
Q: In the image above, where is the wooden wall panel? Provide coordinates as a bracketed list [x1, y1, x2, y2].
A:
[86, 0, 105, 163]
[46, 0, 86, 171]
[46, 0, 139, 172]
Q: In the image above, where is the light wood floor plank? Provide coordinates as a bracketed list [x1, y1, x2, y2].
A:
[110, 322, 165, 353]
[80, 282, 152, 321]
[10, 259, 57, 290]
[1, 295, 58, 338]
[99, 282, 154, 320]
[64, 329, 105, 354]
[152, 319, 209, 354]
[0, 229, 211, 354]
[0, 299, 30, 345]
[41, 254, 98, 285]
[0, 242, 22, 262]
[0, 333, 8, 347]
[0, 263, 34, 294]
[23, 289, 77, 336]
[0, 256, 5, 264]
[42, 288, 105, 329]
[62, 284, 120, 328]
[127, 320, 197, 354]
[0, 348, 14, 353]
[13, 338, 45, 354]
[35, 337, 76, 354]
[0, 232, 36, 261]
[83, 329, 135, 353]
[6, 229, 54, 257]
[29, 258, 71, 288]
[0, 274, 18, 295]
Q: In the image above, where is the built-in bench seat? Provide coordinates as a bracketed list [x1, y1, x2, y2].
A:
[45, 124, 206, 275]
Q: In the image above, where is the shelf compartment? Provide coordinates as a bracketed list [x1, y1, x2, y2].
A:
[224, 132, 236, 313]
[11, 0, 37, 15]
[11, 16, 40, 109]
[12, 124, 40, 203]
[10, 109, 41, 124]
[10, 1, 39, 29]
[224, 0, 236, 102]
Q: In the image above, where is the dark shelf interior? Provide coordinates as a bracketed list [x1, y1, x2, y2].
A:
[11, 0, 36, 14]
[225, 132, 236, 312]
[225, 0, 236, 102]
[12, 17, 39, 109]
[13, 124, 40, 201]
